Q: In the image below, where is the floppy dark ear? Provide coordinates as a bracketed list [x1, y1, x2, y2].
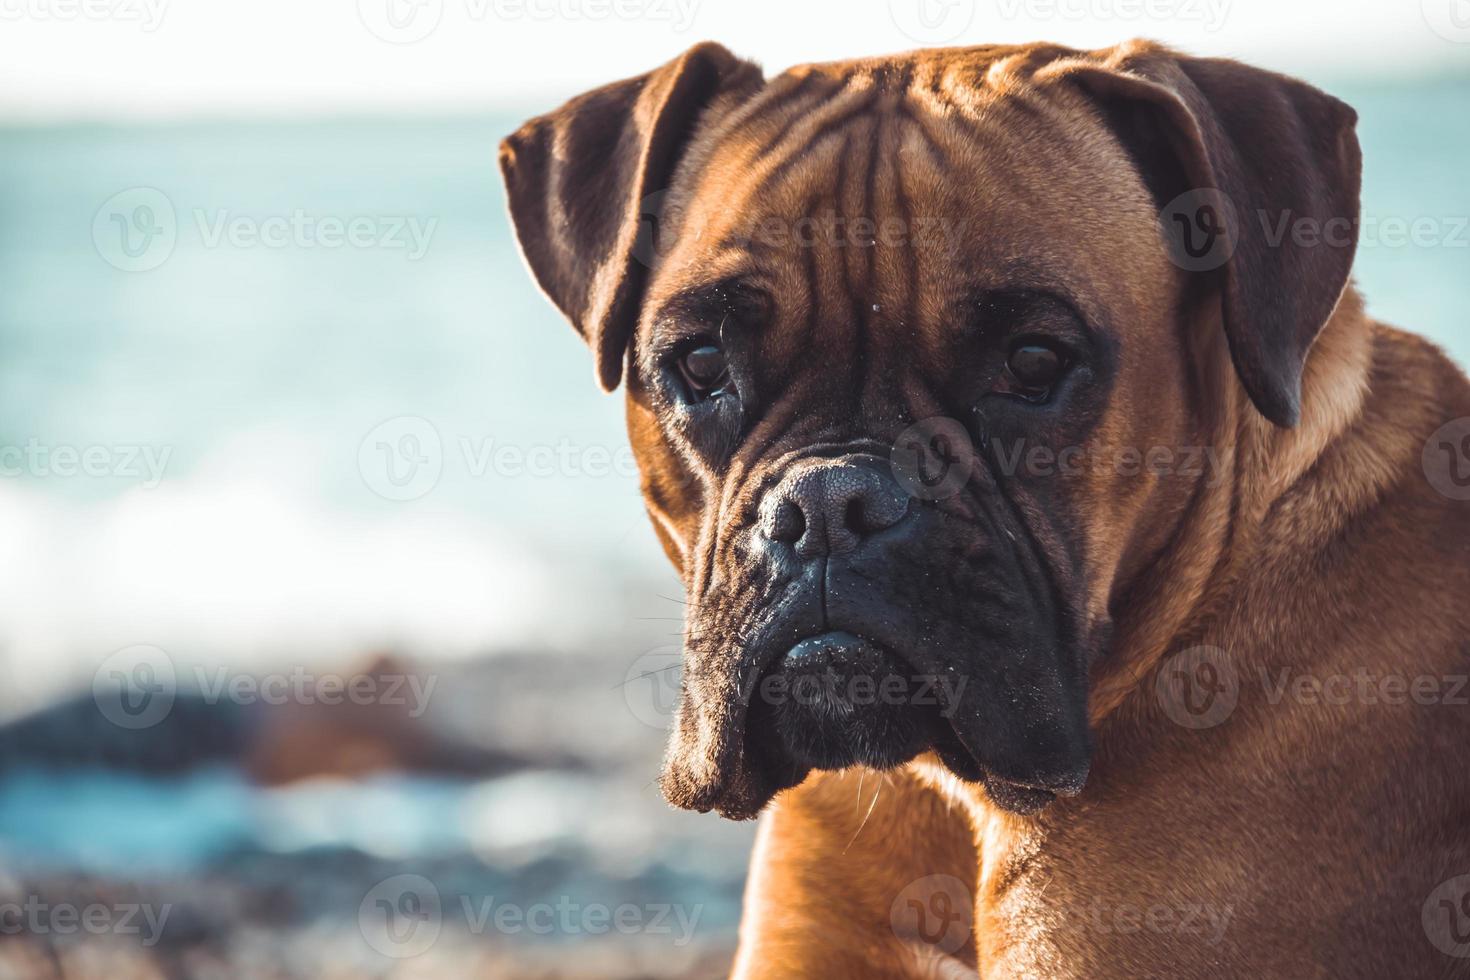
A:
[1051, 43, 1362, 427]
[499, 42, 763, 392]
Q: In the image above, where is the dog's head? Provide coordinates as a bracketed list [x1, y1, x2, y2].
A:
[500, 41, 1360, 818]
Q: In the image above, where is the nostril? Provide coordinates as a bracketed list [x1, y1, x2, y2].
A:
[761, 460, 910, 556]
[846, 485, 908, 535]
[769, 499, 806, 543]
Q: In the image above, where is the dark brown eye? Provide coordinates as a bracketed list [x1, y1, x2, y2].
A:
[1006, 343, 1065, 390]
[677, 343, 729, 399]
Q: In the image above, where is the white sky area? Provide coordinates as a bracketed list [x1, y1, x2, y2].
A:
[1, 0, 1466, 120]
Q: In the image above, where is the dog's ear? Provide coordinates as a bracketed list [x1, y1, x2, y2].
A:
[499, 43, 763, 392]
[1049, 42, 1361, 427]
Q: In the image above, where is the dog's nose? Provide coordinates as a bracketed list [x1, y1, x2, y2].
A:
[760, 459, 910, 558]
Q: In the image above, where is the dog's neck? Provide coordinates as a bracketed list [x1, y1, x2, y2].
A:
[1088, 286, 1377, 722]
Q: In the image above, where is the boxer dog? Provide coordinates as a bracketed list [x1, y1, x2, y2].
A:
[500, 40, 1470, 977]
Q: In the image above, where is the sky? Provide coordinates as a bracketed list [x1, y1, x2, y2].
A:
[1, 0, 1467, 120]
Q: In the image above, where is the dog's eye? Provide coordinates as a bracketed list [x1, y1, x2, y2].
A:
[1006, 343, 1066, 391]
[677, 343, 730, 400]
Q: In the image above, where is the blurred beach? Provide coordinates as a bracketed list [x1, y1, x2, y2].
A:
[0, 70, 1466, 977]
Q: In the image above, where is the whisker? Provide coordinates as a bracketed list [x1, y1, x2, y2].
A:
[844, 777, 883, 853]
[612, 663, 683, 689]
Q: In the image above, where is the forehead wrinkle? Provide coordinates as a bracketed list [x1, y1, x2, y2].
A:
[663, 114, 856, 288]
[663, 49, 1164, 433]
[836, 112, 879, 411]
[868, 112, 923, 381]
[728, 77, 881, 201]
[893, 121, 959, 351]
[705, 69, 833, 152]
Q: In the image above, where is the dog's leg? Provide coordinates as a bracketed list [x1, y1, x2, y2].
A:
[730, 765, 980, 979]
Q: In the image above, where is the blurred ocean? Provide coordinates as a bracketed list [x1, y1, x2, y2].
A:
[0, 76, 1467, 687]
[0, 113, 686, 702]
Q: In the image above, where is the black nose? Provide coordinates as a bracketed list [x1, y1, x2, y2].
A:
[759, 459, 910, 558]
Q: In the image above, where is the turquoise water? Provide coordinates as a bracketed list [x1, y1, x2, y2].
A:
[0, 80, 1465, 671]
[0, 114, 675, 676]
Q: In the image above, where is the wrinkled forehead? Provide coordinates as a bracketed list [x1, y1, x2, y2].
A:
[643, 63, 1170, 350]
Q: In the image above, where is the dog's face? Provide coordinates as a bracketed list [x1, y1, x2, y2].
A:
[502, 42, 1359, 818]
[628, 67, 1177, 817]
